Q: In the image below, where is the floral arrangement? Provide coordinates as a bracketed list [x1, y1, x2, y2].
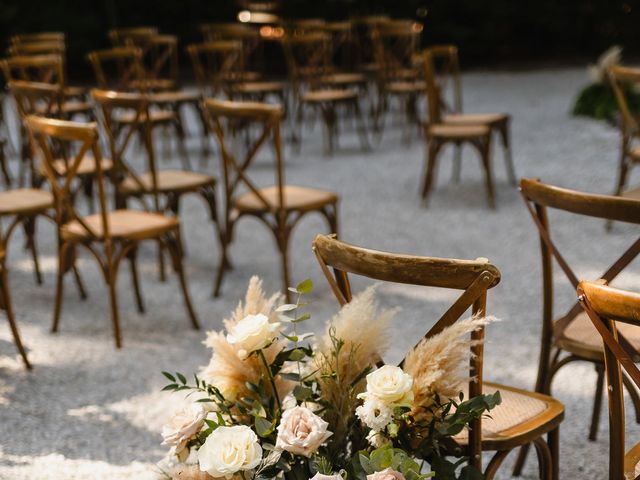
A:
[572, 45, 640, 122]
[157, 277, 501, 480]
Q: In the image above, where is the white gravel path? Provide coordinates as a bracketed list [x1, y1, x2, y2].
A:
[1, 67, 639, 479]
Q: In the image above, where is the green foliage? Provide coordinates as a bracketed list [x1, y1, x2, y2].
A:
[355, 446, 434, 480]
[572, 83, 640, 122]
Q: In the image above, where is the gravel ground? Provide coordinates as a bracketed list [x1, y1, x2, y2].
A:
[1, 67, 639, 479]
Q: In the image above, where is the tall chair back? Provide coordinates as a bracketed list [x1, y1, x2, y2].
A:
[312, 233, 501, 470]
[108, 26, 158, 46]
[282, 32, 332, 94]
[87, 47, 145, 90]
[0, 54, 65, 85]
[422, 45, 462, 125]
[371, 21, 422, 84]
[578, 280, 640, 480]
[609, 66, 640, 141]
[187, 41, 243, 96]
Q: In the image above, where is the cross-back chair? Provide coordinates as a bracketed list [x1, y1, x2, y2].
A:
[312, 234, 564, 479]
[87, 47, 146, 91]
[108, 26, 158, 47]
[10, 32, 65, 46]
[515, 178, 640, 474]
[199, 23, 263, 81]
[24, 114, 199, 348]
[420, 48, 496, 208]
[120, 34, 179, 92]
[203, 98, 338, 299]
[578, 280, 640, 480]
[425, 45, 515, 185]
[608, 65, 640, 212]
[283, 32, 369, 155]
[370, 21, 424, 136]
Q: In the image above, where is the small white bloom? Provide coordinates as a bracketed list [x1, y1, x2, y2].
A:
[359, 365, 414, 406]
[366, 430, 392, 448]
[356, 397, 393, 431]
[226, 313, 280, 358]
[197, 425, 262, 478]
[161, 403, 206, 455]
[275, 406, 333, 457]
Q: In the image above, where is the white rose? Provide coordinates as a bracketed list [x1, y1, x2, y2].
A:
[275, 406, 333, 457]
[226, 313, 280, 358]
[197, 425, 262, 478]
[367, 468, 406, 480]
[360, 365, 413, 406]
[310, 473, 343, 480]
[162, 404, 206, 455]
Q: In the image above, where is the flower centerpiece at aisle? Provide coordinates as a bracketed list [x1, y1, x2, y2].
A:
[157, 277, 501, 480]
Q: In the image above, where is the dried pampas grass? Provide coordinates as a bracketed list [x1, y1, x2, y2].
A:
[403, 314, 497, 420]
[200, 276, 290, 401]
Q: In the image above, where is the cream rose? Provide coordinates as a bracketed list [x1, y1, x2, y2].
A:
[275, 406, 333, 457]
[361, 365, 413, 406]
[162, 404, 206, 455]
[226, 313, 280, 358]
[310, 473, 343, 480]
[197, 425, 262, 478]
[367, 468, 406, 480]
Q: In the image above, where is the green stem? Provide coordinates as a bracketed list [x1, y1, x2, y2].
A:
[258, 349, 282, 414]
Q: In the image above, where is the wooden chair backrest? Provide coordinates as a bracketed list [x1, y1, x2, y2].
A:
[200, 23, 258, 42]
[91, 88, 161, 211]
[187, 41, 243, 96]
[108, 26, 158, 46]
[203, 98, 285, 221]
[422, 45, 462, 125]
[312, 233, 501, 470]
[87, 47, 145, 90]
[8, 79, 65, 119]
[521, 177, 640, 359]
[578, 280, 640, 480]
[25, 115, 110, 240]
[320, 21, 354, 71]
[124, 34, 179, 84]
[0, 54, 65, 85]
[8, 41, 66, 57]
[609, 65, 640, 137]
[282, 32, 332, 92]
[371, 21, 422, 84]
[11, 32, 65, 46]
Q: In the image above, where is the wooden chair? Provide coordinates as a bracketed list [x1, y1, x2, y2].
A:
[578, 280, 640, 480]
[7, 41, 66, 57]
[0, 244, 32, 369]
[312, 234, 564, 479]
[370, 21, 424, 136]
[107, 26, 158, 47]
[10, 32, 65, 46]
[608, 66, 640, 211]
[420, 48, 496, 208]
[282, 32, 369, 155]
[424, 45, 515, 185]
[203, 98, 338, 299]
[24, 115, 199, 348]
[515, 178, 640, 474]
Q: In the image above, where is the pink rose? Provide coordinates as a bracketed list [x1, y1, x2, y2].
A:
[367, 468, 406, 480]
[162, 404, 206, 454]
[276, 406, 332, 457]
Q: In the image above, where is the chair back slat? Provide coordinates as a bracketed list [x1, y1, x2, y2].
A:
[578, 280, 640, 480]
[87, 47, 145, 90]
[187, 42, 243, 96]
[0, 54, 65, 85]
[312, 234, 500, 470]
[609, 65, 640, 137]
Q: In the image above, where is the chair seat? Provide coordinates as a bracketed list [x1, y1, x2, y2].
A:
[234, 185, 337, 212]
[557, 311, 640, 361]
[321, 73, 368, 85]
[149, 91, 201, 104]
[387, 80, 426, 93]
[233, 81, 286, 94]
[62, 209, 178, 241]
[454, 382, 564, 451]
[428, 123, 491, 138]
[0, 188, 53, 215]
[120, 169, 215, 195]
[624, 441, 640, 478]
[443, 113, 508, 126]
[621, 185, 640, 201]
[629, 146, 640, 162]
[47, 155, 114, 177]
[113, 110, 176, 124]
[302, 89, 358, 103]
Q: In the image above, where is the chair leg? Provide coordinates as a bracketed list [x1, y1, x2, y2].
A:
[1, 264, 31, 369]
[71, 262, 88, 300]
[23, 217, 42, 285]
[498, 120, 517, 186]
[622, 371, 640, 424]
[451, 143, 462, 183]
[608, 150, 631, 231]
[353, 100, 370, 152]
[589, 363, 605, 441]
[128, 249, 145, 314]
[212, 217, 233, 297]
[479, 137, 496, 209]
[548, 426, 559, 480]
[532, 437, 553, 480]
[484, 450, 511, 480]
[421, 138, 440, 204]
[167, 232, 199, 330]
[278, 229, 292, 303]
[158, 240, 166, 282]
[174, 118, 192, 171]
[0, 141, 11, 186]
[51, 245, 68, 333]
[106, 269, 122, 349]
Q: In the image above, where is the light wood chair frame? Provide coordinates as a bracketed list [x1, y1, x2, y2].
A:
[312, 234, 563, 479]
[578, 280, 640, 480]
[204, 98, 338, 299]
[25, 114, 199, 348]
[516, 177, 640, 473]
